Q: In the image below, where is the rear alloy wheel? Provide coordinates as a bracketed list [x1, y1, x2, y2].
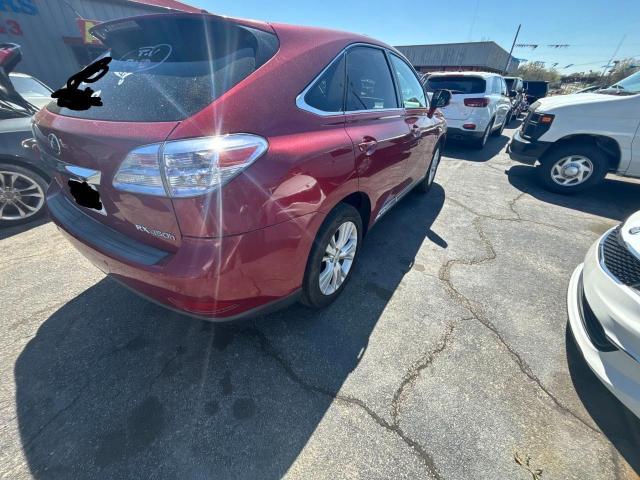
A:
[0, 164, 47, 227]
[537, 143, 608, 194]
[416, 145, 441, 193]
[301, 203, 362, 308]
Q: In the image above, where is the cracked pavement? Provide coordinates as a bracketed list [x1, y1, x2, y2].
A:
[2, 125, 640, 479]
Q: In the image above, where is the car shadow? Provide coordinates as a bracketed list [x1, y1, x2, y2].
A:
[566, 326, 640, 474]
[14, 184, 447, 479]
[444, 134, 510, 163]
[507, 165, 640, 221]
[0, 215, 49, 241]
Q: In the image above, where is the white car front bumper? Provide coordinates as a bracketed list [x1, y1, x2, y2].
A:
[567, 231, 640, 418]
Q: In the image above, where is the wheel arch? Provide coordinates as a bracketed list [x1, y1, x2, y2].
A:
[0, 155, 51, 182]
[337, 191, 372, 235]
[544, 134, 622, 172]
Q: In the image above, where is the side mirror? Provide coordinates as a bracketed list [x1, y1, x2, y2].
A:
[430, 88, 451, 109]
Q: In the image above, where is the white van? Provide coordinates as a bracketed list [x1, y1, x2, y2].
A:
[508, 70, 640, 193]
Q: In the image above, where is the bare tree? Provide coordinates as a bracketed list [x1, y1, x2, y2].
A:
[516, 62, 561, 85]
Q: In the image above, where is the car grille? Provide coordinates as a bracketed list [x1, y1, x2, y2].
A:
[521, 111, 541, 139]
[601, 227, 640, 290]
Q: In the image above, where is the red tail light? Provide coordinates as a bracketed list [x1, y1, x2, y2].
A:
[464, 98, 490, 107]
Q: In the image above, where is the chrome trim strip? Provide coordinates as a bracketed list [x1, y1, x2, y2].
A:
[374, 178, 420, 221]
[65, 165, 101, 185]
[41, 151, 102, 186]
[619, 221, 640, 262]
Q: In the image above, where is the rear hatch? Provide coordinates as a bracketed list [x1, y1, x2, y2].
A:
[35, 14, 278, 251]
[426, 75, 487, 120]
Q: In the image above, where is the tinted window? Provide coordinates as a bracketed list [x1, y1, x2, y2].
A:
[505, 78, 515, 91]
[426, 76, 486, 94]
[304, 54, 345, 112]
[389, 54, 427, 108]
[47, 16, 278, 122]
[346, 47, 398, 111]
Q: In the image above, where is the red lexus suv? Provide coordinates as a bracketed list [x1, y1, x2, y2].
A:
[34, 13, 449, 321]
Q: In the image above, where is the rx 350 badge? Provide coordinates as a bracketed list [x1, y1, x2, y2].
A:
[135, 224, 176, 241]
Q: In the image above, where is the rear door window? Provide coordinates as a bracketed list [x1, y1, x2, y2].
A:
[426, 76, 486, 94]
[303, 54, 346, 113]
[345, 47, 398, 111]
[47, 16, 278, 122]
[389, 54, 427, 109]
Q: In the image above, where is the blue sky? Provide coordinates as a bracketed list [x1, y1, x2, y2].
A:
[195, 0, 640, 73]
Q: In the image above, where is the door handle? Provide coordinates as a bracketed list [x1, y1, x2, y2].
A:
[358, 136, 378, 156]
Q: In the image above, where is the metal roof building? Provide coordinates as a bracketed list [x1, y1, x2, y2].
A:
[0, 0, 200, 89]
[395, 41, 519, 75]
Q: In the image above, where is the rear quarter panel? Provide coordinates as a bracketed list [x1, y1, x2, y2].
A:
[167, 25, 372, 238]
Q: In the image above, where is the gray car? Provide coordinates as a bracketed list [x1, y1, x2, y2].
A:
[0, 110, 51, 226]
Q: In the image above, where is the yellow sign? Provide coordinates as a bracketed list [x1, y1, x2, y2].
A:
[77, 19, 101, 45]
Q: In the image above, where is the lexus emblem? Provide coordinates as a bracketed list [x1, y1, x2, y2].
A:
[48, 133, 61, 156]
[629, 226, 640, 235]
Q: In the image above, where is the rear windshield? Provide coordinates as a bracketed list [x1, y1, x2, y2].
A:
[425, 76, 486, 94]
[47, 16, 278, 122]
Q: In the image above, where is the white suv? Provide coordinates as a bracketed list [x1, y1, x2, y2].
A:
[425, 71, 512, 149]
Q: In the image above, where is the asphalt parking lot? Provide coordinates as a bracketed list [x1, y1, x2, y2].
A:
[2, 124, 640, 480]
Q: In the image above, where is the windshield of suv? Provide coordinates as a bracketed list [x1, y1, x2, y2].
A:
[600, 70, 640, 95]
[46, 16, 278, 122]
[425, 75, 486, 94]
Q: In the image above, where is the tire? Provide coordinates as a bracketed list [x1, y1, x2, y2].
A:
[492, 117, 506, 137]
[416, 143, 442, 194]
[536, 143, 608, 194]
[301, 203, 363, 309]
[0, 163, 48, 227]
[472, 119, 493, 149]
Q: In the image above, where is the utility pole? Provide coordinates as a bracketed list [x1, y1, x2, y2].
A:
[600, 34, 626, 86]
[504, 24, 522, 75]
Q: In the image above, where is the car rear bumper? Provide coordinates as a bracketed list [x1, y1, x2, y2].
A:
[567, 238, 640, 418]
[444, 116, 492, 140]
[47, 186, 323, 321]
[445, 127, 486, 141]
[507, 130, 552, 164]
